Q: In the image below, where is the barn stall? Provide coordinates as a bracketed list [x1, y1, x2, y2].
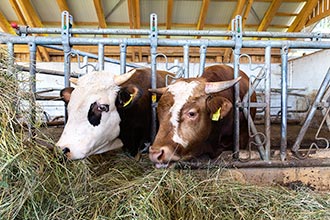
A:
[1, 1, 330, 219]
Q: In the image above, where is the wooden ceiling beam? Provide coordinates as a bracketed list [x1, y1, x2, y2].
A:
[242, 0, 254, 27]
[16, 0, 50, 61]
[127, 0, 141, 29]
[196, 0, 210, 31]
[93, 0, 107, 37]
[127, 0, 141, 61]
[134, 0, 141, 29]
[223, 0, 247, 63]
[166, 0, 174, 38]
[93, 0, 107, 28]
[305, 0, 330, 27]
[287, 0, 319, 32]
[8, 0, 26, 26]
[0, 9, 16, 34]
[166, 0, 174, 30]
[257, 0, 283, 31]
[56, 0, 70, 12]
[127, 0, 134, 29]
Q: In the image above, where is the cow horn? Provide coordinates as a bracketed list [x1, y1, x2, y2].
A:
[149, 87, 167, 94]
[205, 76, 242, 94]
[114, 69, 136, 85]
[69, 77, 78, 85]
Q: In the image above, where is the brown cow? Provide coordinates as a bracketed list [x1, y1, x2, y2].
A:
[149, 64, 256, 167]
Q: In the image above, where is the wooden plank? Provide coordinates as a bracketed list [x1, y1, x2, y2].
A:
[166, 0, 174, 39]
[93, 0, 107, 37]
[287, 0, 319, 32]
[0, 9, 16, 34]
[223, 0, 247, 62]
[9, 0, 26, 25]
[16, 0, 50, 61]
[56, 0, 70, 12]
[257, 0, 283, 32]
[196, 0, 211, 39]
[242, 0, 254, 27]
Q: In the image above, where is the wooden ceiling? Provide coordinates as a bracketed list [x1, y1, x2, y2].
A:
[0, 0, 329, 63]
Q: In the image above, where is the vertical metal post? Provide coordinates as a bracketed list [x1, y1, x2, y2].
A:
[292, 68, 330, 153]
[120, 43, 127, 74]
[198, 45, 207, 77]
[98, 43, 104, 71]
[280, 46, 289, 161]
[183, 45, 189, 78]
[150, 13, 158, 142]
[28, 42, 37, 137]
[264, 46, 271, 161]
[6, 42, 14, 76]
[62, 11, 72, 88]
[62, 11, 72, 122]
[83, 56, 88, 74]
[233, 15, 242, 159]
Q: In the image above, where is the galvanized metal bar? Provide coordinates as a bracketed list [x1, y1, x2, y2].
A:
[4, 36, 330, 49]
[150, 13, 158, 142]
[198, 45, 207, 77]
[61, 11, 72, 124]
[264, 46, 272, 161]
[183, 45, 190, 78]
[14, 26, 330, 39]
[280, 46, 289, 161]
[61, 11, 71, 88]
[16, 65, 79, 78]
[83, 56, 89, 74]
[28, 42, 37, 137]
[292, 68, 330, 152]
[45, 44, 141, 69]
[120, 43, 127, 74]
[233, 15, 243, 159]
[240, 57, 269, 160]
[98, 43, 104, 71]
[6, 42, 14, 76]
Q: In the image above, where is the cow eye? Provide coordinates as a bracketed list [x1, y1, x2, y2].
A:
[188, 111, 197, 118]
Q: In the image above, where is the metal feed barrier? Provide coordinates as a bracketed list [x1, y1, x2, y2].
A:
[1, 12, 330, 189]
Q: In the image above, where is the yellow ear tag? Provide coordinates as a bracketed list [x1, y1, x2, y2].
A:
[151, 94, 157, 103]
[123, 94, 134, 107]
[212, 107, 221, 121]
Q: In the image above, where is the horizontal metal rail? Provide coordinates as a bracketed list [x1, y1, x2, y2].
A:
[10, 26, 330, 39]
[2, 35, 330, 49]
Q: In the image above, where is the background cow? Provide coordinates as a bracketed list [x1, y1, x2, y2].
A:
[149, 65, 257, 167]
[57, 68, 172, 160]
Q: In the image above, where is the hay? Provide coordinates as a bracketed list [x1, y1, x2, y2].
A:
[0, 51, 329, 220]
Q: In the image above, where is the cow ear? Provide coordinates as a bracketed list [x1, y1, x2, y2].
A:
[60, 87, 75, 104]
[116, 84, 142, 109]
[206, 96, 233, 121]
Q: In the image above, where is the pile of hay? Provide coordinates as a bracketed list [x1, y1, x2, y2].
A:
[0, 52, 329, 220]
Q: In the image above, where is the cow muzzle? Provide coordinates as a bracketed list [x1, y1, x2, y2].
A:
[60, 147, 73, 160]
[149, 146, 181, 168]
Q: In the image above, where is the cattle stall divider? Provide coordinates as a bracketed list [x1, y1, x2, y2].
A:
[1, 12, 330, 177]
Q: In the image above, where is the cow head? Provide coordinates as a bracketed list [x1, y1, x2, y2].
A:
[149, 76, 241, 168]
[56, 70, 137, 160]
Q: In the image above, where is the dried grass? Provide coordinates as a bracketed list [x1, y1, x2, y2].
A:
[0, 50, 329, 220]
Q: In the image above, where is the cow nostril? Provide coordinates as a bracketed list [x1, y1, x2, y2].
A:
[62, 147, 70, 154]
[157, 149, 164, 161]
